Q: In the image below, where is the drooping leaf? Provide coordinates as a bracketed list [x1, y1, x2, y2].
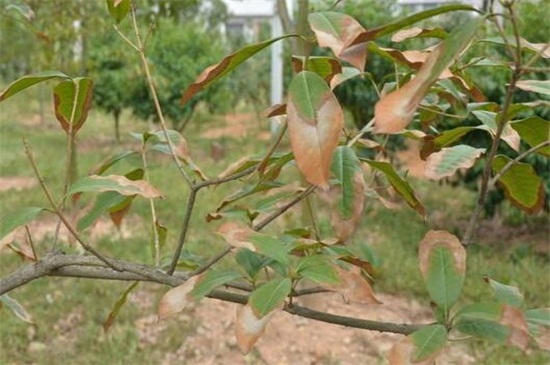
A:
[424, 145, 485, 180]
[249, 234, 291, 266]
[511, 117, 550, 156]
[410, 324, 447, 362]
[67, 175, 164, 199]
[492, 155, 545, 214]
[472, 110, 520, 151]
[181, 35, 296, 105]
[287, 71, 344, 189]
[292, 56, 342, 82]
[1, 207, 45, 242]
[308, 12, 367, 70]
[0, 294, 34, 324]
[53, 78, 94, 134]
[157, 277, 198, 320]
[296, 255, 340, 285]
[189, 270, 244, 300]
[105, 0, 131, 23]
[77, 191, 128, 231]
[248, 278, 292, 317]
[365, 160, 425, 217]
[89, 150, 139, 175]
[484, 277, 524, 307]
[391, 27, 447, 42]
[373, 17, 482, 134]
[0, 71, 69, 102]
[235, 304, 272, 354]
[516, 80, 550, 96]
[418, 230, 466, 314]
[103, 281, 138, 332]
[217, 222, 255, 251]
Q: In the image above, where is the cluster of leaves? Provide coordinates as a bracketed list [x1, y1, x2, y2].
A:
[1, 0, 549, 363]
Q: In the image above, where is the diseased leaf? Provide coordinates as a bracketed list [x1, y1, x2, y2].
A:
[410, 324, 447, 362]
[387, 336, 436, 365]
[325, 266, 381, 304]
[425, 145, 485, 180]
[499, 305, 530, 351]
[511, 117, 550, 156]
[181, 35, 296, 105]
[0, 71, 69, 101]
[0, 294, 34, 324]
[472, 110, 520, 151]
[235, 304, 272, 354]
[296, 255, 340, 285]
[249, 278, 292, 318]
[287, 71, 344, 189]
[1, 207, 45, 242]
[485, 277, 524, 307]
[418, 230, 465, 314]
[292, 56, 342, 82]
[516, 80, 550, 96]
[103, 281, 138, 332]
[492, 155, 545, 214]
[330, 66, 361, 89]
[217, 222, 255, 251]
[53, 78, 94, 134]
[365, 160, 425, 217]
[526, 308, 550, 351]
[67, 175, 164, 199]
[158, 277, 198, 320]
[190, 270, 245, 300]
[420, 126, 480, 159]
[373, 17, 482, 134]
[105, 0, 131, 23]
[391, 27, 447, 42]
[308, 12, 366, 70]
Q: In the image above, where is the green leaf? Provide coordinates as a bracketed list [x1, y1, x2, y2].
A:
[479, 37, 550, 58]
[292, 56, 342, 81]
[0, 71, 69, 102]
[249, 278, 292, 317]
[455, 302, 503, 322]
[511, 117, 550, 156]
[1, 207, 45, 241]
[235, 249, 269, 279]
[330, 66, 361, 89]
[216, 181, 283, 212]
[77, 192, 127, 231]
[331, 146, 362, 219]
[492, 155, 545, 214]
[102, 281, 138, 332]
[516, 80, 550, 96]
[53, 78, 94, 134]
[410, 324, 447, 362]
[90, 151, 139, 175]
[296, 255, 340, 285]
[105, 0, 131, 24]
[485, 277, 524, 307]
[67, 175, 163, 199]
[420, 126, 479, 158]
[190, 270, 244, 300]
[181, 34, 296, 105]
[455, 318, 509, 343]
[425, 145, 485, 180]
[0, 294, 34, 324]
[525, 308, 550, 327]
[249, 234, 291, 266]
[364, 159, 425, 217]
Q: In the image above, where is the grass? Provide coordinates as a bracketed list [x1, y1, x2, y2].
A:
[1, 87, 549, 364]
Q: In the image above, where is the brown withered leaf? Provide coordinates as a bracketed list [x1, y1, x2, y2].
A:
[287, 71, 344, 189]
[217, 222, 256, 251]
[326, 266, 381, 304]
[235, 304, 272, 354]
[418, 230, 465, 279]
[387, 337, 435, 365]
[263, 103, 287, 118]
[157, 276, 198, 320]
[499, 305, 530, 351]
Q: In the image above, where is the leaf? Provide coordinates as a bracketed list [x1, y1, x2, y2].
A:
[217, 222, 255, 251]
[330, 146, 362, 219]
[391, 27, 447, 42]
[77, 191, 127, 231]
[424, 145, 485, 180]
[235, 249, 268, 279]
[53, 78, 94, 134]
[373, 17, 482, 134]
[287, 71, 344, 189]
[331, 171, 366, 242]
[249, 234, 291, 266]
[157, 277, 198, 320]
[525, 308, 550, 327]
[420, 126, 480, 159]
[89, 150, 138, 175]
[472, 111, 520, 151]
[181, 35, 296, 105]
[103, 281, 138, 332]
[67, 175, 164, 199]
[526, 308, 550, 351]
[0, 294, 34, 324]
[484, 277, 524, 307]
[248, 278, 292, 318]
[296, 255, 340, 285]
[492, 155, 545, 214]
[349, 4, 477, 44]
[215, 181, 283, 212]
[235, 304, 272, 354]
[189, 270, 244, 300]
[387, 334, 440, 365]
[410, 324, 447, 362]
[105, 0, 131, 23]
[499, 305, 530, 351]
[308, 12, 366, 70]
[455, 318, 509, 343]
[0, 71, 69, 102]
[479, 37, 550, 59]
[418, 230, 466, 314]
[456, 302, 504, 322]
[1, 207, 45, 242]
[516, 80, 550, 96]
[264, 103, 287, 118]
[292, 56, 342, 82]
[330, 66, 361, 89]
[511, 117, 550, 156]
[364, 160, 425, 217]
[326, 266, 381, 304]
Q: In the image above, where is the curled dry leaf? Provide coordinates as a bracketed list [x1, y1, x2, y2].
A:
[235, 304, 273, 354]
[217, 222, 256, 251]
[499, 305, 530, 351]
[157, 276, 198, 320]
[326, 266, 381, 304]
[418, 230, 465, 279]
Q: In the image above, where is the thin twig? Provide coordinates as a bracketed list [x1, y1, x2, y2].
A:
[195, 166, 257, 190]
[189, 247, 232, 277]
[141, 148, 160, 266]
[256, 121, 288, 174]
[24, 226, 38, 261]
[167, 187, 198, 275]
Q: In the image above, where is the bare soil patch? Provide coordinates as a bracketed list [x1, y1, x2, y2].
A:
[0, 176, 36, 191]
